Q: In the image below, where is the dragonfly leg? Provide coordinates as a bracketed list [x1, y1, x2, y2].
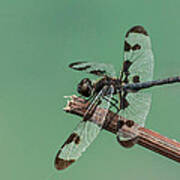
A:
[102, 96, 120, 111]
[83, 97, 101, 121]
[111, 97, 119, 104]
[81, 95, 96, 106]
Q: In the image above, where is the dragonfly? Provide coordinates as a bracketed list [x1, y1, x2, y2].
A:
[55, 25, 180, 170]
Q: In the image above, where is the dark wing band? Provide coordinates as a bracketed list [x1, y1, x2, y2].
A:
[69, 61, 116, 77]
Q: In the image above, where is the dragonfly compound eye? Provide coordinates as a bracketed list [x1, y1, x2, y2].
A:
[77, 78, 92, 97]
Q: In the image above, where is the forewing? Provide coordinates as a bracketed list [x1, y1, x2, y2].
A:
[120, 26, 154, 83]
[117, 26, 154, 140]
[55, 86, 114, 170]
[69, 61, 116, 77]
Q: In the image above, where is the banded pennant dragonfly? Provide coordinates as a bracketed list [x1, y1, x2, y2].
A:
[55, 26, 180, 170]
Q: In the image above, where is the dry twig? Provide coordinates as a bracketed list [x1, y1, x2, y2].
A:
[64, 95, 180, 163]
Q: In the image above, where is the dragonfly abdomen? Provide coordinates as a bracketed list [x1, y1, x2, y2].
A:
[124, 76, 180, 91]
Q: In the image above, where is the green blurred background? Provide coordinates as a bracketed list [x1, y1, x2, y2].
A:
[1, 0, 180, 179]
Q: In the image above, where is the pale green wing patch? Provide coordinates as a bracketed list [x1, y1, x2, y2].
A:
[120, 92, 152, 127]
[59, 121, 100, 160]
[118, 26, 153, 140]
[118, 92, 152, 140]
[120, 26, 154, 83]
[122, 26, 153, 125]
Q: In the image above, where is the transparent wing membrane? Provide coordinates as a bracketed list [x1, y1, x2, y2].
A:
[118, 26, 154, 140]
[120, 92, 152, 127]
[118, 92, 152, 140]
[59, 121, 101, 161]
[69, 61, 116, 77]
[120, 26, 154, 83]
[128, 50, 154, 83]
[55, 86, 114, 170]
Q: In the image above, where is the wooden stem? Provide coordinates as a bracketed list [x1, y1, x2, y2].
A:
[64, 95, 180, 163]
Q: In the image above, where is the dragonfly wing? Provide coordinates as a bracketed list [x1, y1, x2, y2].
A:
[55, 85, 114, 170]
[118, 26, 154, 140]
[69, 61, 116, 77]
[55, 121, 101, 170]
[118, 92, 152, 140]
[120, 25, 154, 83]
[120, 92, 152, 127]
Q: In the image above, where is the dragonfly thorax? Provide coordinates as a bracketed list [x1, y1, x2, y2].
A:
[77, 77, 119, 97]
[93, 77, 120, 95]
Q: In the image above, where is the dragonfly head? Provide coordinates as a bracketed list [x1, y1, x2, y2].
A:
[77, 78, 93, 97]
